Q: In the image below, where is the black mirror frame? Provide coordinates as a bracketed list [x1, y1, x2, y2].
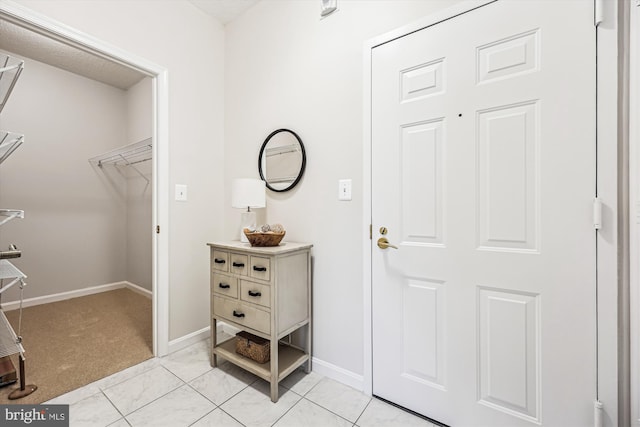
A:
[258, 128, 306, 192]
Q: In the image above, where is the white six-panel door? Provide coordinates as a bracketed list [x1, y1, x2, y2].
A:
[371, 1, 596, 425]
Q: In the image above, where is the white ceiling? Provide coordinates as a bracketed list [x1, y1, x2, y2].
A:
[0, 0, 258, 91]
[188, 0, 260, 25]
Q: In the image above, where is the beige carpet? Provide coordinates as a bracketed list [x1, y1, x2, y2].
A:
[0, 288, 153, 404]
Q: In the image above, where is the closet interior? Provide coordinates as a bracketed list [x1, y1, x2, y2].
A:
[0, 22, 153, 399]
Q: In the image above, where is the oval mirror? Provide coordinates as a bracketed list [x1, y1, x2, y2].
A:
[258, 129, 306, 192]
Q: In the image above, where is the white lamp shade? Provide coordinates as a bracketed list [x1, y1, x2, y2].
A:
[232, 178, 266, 209]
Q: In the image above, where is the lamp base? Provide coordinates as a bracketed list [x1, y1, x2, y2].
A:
[239, 211, 257, 243]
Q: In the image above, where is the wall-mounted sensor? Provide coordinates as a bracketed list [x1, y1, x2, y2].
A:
[321, 0, 337, 18]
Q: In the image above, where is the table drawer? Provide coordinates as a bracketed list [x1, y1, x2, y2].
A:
[213, 296, 270, 334]
[250, 255, 271, 281]
[212, 273, 238, 298]
[229, 253, 249, 276]
[240, 280, 271, 308]
[212, 250, 229, 272]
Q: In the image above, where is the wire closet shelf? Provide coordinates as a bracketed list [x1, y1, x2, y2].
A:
[1, 54, 26, 166]
[89, 138, 152, 183]
[0, 131, 24, 166]
[0, 209, 24, 227]
[89, 138, 152, 167]
[0, 54, 24, 115]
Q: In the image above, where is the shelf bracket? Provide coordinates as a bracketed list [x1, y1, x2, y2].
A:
[117, 154, 149, 184]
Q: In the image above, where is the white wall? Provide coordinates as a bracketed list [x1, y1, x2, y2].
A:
[125, 77, 152, 146]
[14, 0, 226, 340]
[225, 0, 461, 380]
[125, 77, 152, 291]
[0, 50, 128, 301]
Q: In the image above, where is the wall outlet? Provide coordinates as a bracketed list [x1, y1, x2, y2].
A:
[175, 184, 188, 201]
[338, 179, 352, 201]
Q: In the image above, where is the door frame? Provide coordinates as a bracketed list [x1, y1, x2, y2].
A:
[362, 0, 621, 424]
[628, 1, 638, 425]
[0, 1, 170, 356]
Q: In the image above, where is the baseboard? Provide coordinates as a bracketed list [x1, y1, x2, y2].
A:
[123, 281, 152, 299]
[1, 281, 152, 311]
[166, 322, 241, 355]
[167, 326, 210, 354]
[311, 357, 365, 392]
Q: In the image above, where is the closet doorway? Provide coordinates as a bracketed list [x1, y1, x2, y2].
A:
[0, 3, 169, 360]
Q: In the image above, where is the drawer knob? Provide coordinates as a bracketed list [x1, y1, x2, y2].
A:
[253, 266, 267, 272]
[233, 310, 245, 318]
[218, 283, 231, 289]
[214, 258, 226, 264]
[232, 262, 245, 267]
[248, 290, 262, 297]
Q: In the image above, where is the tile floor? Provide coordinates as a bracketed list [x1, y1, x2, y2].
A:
[44, 335, 436, 427]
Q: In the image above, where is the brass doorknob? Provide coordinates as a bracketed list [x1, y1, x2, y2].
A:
[377, 237, 398, 250]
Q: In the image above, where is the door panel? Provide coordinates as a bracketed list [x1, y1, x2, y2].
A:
[371, 1, 595, 426]
[401, 119, 445, 246]
[478, 287, 539, 420]
[477, 101, 538, 252]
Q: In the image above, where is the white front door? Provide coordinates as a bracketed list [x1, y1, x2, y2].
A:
[371, 1, 596, 426]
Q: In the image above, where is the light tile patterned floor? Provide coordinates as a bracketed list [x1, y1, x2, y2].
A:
[45, 336, 435, 427]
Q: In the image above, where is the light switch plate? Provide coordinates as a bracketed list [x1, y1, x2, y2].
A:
[175, 184, 188, 201]
[338, 179, 352, 201]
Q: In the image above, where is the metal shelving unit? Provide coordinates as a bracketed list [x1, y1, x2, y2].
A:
[0, 53, 36, 399]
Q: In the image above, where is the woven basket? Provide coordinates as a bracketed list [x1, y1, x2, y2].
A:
[235, 331, 270, 363]
[243, 229, 285, 247]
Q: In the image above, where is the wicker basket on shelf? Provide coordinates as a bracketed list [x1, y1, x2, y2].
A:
[235, 331, 270, 363]
[243, 228, 285, 247]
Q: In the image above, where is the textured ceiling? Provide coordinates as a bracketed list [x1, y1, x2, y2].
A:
[0, 0, 258, 91]
[189, 0, 259, 24]
[0, 19, 146, 90]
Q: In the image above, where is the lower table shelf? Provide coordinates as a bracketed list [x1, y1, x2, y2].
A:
[213, 337, 309, 383]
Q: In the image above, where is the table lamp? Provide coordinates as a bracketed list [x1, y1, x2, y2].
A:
[232, 178, 266, 242]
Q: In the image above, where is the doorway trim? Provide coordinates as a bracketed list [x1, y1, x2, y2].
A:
[628, 1, 638, 425]
[0, 1, 170, 356]
[362, 0, 620, 424]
